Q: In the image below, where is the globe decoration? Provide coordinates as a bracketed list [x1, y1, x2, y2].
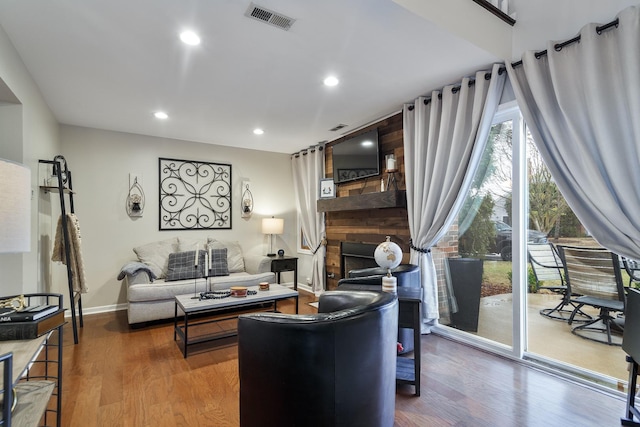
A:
[375, 236, 402, 293]
[374, 236, 402, 271]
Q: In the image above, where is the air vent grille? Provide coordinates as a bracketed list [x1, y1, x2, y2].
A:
[245, 3, 295, 31]
[329, 124, 348, 132]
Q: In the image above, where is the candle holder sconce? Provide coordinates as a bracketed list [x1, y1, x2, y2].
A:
[127, 174, 145, 217]
[241, 180, 254, 218]
[384, 154, 399, 191]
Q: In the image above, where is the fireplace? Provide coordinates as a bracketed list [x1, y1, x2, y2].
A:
[340, 242, 379, 279]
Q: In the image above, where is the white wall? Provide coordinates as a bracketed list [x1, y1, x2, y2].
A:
[58, 125, 310, 311]
[511, 0, 640, 58]
[0, 23, 60, 296]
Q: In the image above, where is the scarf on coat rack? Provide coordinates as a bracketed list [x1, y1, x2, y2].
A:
[52, 213, 88, 293]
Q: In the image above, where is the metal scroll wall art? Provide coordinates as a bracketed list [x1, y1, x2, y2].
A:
[159, 158, 232, 230]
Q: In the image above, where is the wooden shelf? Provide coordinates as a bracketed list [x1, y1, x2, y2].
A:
[317, 190, 406, 212]
[39, 185, 74, 194]
[10, 381, 55, 427]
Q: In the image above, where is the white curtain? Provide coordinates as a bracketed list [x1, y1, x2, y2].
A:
[507, 6, 640, 260]
[403, 63, 506, 332]
[292, 145, 326, 295]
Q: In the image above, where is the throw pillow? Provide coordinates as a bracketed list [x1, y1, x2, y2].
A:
[166, 250, 206, 281]
[178, 236, 207, 252]
[133, 237, 179, 279]
[207, 239, 245, 273]
[208, 248, 229, 277]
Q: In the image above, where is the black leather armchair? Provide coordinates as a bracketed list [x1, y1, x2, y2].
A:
[337, 264, 420, 353]
[238, 290, 398, 427]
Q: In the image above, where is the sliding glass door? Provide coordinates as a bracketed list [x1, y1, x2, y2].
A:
[437, 105, 519, 352]
[435, 100, 628, 390]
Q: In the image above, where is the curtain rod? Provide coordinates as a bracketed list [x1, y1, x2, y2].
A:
[408, 68, 506, 109]
[510, 17, 619, 68]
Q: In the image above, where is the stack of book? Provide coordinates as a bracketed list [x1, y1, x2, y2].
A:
[0, 304, 65, 341]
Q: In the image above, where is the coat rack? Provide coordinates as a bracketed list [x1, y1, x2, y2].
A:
[39, 156, 84, 344]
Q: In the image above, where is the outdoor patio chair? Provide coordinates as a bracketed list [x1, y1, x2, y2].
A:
[557, 245, 626, 346]
[529, 242, 590, 322]
[622, 257, 640, 288]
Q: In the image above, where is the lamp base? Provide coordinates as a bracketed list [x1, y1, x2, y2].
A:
[267, 253, 276, 257]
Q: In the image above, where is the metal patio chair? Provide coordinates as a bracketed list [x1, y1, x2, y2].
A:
[558, 245, 626, 346]
[622, 257, 640, 288]
[529, 243, 590, 322]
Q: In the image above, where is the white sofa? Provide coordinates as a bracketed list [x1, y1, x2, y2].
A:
[121, 237, 275, 325]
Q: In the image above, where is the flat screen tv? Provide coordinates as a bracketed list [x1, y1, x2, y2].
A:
[332, 129, 380, 184]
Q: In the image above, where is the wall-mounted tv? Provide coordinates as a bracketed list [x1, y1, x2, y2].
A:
[332, 129, 380, 184]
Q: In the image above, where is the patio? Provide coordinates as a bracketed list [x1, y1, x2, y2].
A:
[476, 291, 627, 382]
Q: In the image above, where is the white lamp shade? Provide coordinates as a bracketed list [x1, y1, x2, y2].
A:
[0, 158, 31, 253]
[262, 217, 284, 235]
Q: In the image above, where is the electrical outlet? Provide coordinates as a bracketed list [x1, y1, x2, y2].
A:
[306, 277, 312, 285]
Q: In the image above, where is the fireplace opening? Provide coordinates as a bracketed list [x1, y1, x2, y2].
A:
[340, 242, 379, 279]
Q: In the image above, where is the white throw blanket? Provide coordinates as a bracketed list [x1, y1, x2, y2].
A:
[52, 213, 88, 293]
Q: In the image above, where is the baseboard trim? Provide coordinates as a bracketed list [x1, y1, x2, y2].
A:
[65, 302, 127, 318]
[64, 283, 313, 318]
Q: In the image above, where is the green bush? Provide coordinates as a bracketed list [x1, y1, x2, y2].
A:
[507, 266, 538, 293]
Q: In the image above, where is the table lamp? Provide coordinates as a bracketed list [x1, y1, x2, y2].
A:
[262, 217, 283, 257]
[0, 158, 31, 253]
[374, 236, 402, 293]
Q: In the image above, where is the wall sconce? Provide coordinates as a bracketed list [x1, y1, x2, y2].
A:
[126, 174, 145, 217]
[262, 216, 284, 257]
[241, 180, 253, 218]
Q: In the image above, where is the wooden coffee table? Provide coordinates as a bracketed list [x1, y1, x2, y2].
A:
[174, 284, 298, 358]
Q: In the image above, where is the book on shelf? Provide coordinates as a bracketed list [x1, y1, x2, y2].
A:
[0, 310, 65, 341]
[0, 304, 60, 322]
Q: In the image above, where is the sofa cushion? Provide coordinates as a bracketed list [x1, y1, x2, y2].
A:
[208, 248, 229, 276]
[133, 237, 179, 279]
[207, 239, 245, 273]
[166, 250, 206, 281]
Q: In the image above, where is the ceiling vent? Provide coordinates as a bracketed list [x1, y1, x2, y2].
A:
[329, 124, 348, 132]
[245, 3, 296, 31]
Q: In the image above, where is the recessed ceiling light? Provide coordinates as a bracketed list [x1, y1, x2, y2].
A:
[323, 76, 339, 87]
[154, 111, 169, 120]
[253, 128, 264, 135]
[179, 30, 201, 46]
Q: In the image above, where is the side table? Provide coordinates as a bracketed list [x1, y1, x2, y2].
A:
[397, 286, 422, 396]
[270, 256, 298, 291]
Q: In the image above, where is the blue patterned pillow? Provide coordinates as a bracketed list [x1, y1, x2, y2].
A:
[208, 248, 229, 277]
[166, 250, 206, 281]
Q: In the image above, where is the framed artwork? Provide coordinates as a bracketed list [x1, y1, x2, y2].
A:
[319, 178, 335, 199]
[159, 158, 232, 230]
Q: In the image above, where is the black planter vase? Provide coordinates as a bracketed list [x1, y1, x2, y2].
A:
[446, 258, 484, 332]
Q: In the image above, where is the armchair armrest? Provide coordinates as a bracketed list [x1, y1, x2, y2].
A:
[244, 255, 272, 274]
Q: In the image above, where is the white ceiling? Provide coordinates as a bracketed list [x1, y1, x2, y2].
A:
[0, 0, 501, 154]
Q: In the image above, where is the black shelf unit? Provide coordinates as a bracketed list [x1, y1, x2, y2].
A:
[39, 156, 83, 344]
[0, 293, 64, 426]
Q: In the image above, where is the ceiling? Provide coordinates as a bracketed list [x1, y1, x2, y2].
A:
[0, 0, 500, 154]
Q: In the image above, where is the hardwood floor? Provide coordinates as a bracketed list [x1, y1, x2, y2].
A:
[57, 290, 627, 426]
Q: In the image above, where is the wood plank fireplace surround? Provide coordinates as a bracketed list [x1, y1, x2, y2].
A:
[318, 112, 457, 291]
